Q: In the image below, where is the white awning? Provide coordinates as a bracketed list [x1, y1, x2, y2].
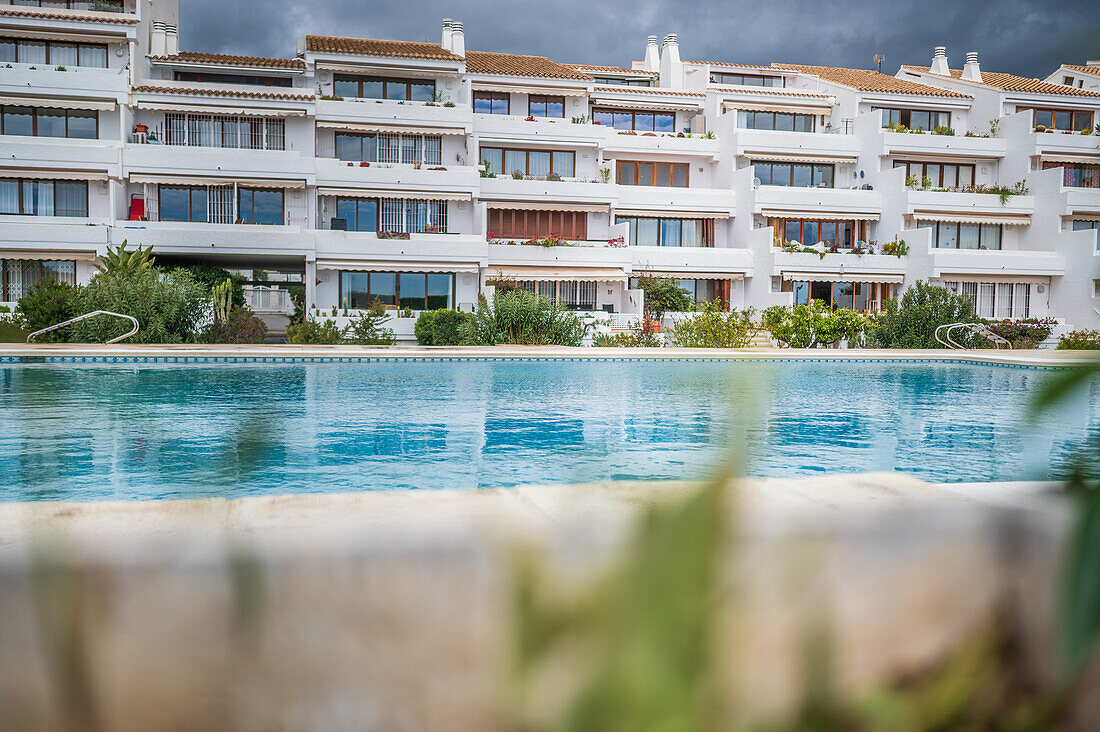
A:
[782, 271, 904, 284]
[130, 174, 305, 189]
[317, 187, 471, 201]
[761, 209, 880, 221]
[317, 260, 480, 273]
[136, 101, 305, 117]
[472, 83, 588, 96]
[591, 98, 702, 112]
[615, 207, 730, 219]
[634, 271, 744, 280]
[1066, 212, 1100, 222]
[744, 152, 858, 164]
[0, 95, 115, 111]
[1041, 155, 1100, 165]
[488, 266, 627, 282]
[485, 200, 610, 213]
[315, 63, 456, 78]
[0, 167, 109, 181]
[315, 121, 466, 135]
[723, 100, 832, 114]
[935, 274, 1052, 285]
[0, 249, 98, 262]
[911, 211, 1031, 226]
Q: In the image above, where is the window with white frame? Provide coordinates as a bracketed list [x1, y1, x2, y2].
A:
[943, 281, 1031, 319]
[163, 113, 285, 150]
[379, 198, 448, 234]
[336, 132, 443, 165]
[518, 280, 597, 310]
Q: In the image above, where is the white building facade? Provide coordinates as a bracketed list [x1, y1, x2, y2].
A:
[2, 1, 1098, 333]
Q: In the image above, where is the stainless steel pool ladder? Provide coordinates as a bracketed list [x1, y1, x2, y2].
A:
[27, 311, 140, 344]
[934, 322, 1012, 350]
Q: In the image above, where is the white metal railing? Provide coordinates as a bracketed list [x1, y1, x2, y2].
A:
[608, 313, 639, 330]
[934, 322, 1012, 350]
[28, 311, 139, 344]
[244, 286, 294, 314]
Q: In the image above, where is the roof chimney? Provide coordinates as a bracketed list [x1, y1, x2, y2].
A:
[660, 33, 683, 88]
[450, 21, 465, 58]
[929, 46, 950, 76]
[643, 35, 659, 72]
[961, 51, 982, 82]
[441, 18, 453, 51]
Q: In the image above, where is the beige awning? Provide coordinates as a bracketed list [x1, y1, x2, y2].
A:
[472, 83, 588, 96]
[316, 121, 466, 135]
[0, 167, 109, 181]
[0, 95, 115, 111]
[1041, 155, 1100, 165]
[0, 249, 98, 262]
[1066, 212, 1100, 222]
[911, 211, 1031, 226]
[488, 266, 627, 282]
[317, 187, 471, 201]
[317, 260, 480, 273]
[634, 271, 744, 280]
[761, 209, 880, 221]
[136, 101, 305, 117]
[130, 174, 305, 189]
[485, 200, 610, 213]
[615, 207, 730, 219]
[591, 98, 702, 112]
[935, 274, 1052, 285]
[782, 271, 904, 284]
[315, 63, 456, 78]
[744, 152, 858, 164]
[723, 100, 832, 114]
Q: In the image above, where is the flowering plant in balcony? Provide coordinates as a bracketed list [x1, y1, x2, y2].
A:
[546, 172, 562, 182]
[359, 161, 370, 167]
[444, 101, 456, 107]
[606, 236, 626, 248]
[525, 115, 536, 122]
[428, 166, 448, 171]
[932, 125, 955, 136]
[618, 130, 637, 135]
[642, 132, 657, 136]
[486, 231, 498, 244]
[882, 239, 910, 257]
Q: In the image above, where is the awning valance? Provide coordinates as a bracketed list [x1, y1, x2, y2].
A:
[935, 274, 1052, 285]
[488, 266, 627, 283]
[1066, 212, 1100, 222]
[1041, 155, 1100, 165]
[635, 271, 744, 280]
[136, 101, 305, 117]
[723, 100, 832, 114]
[0, 167, 108, 181]
[615, 207, 730, 219]
[317, 187, 471, 201]
[591, 98, 702, 112]
[782, 271, 904, 284]
[472, 83, 588, 96]
[317, 260, 480, 273]
[0, 249, 98, 262]
[911, 211, 1031, 226]
[316, 63, 457, 78]
[761, 209, 880, 221]
[485, 200, 610, 213]
[0, 95, 115, 111]
[130, 174, 305, 189]
[745, 152, 858, 164]
[316, 120, 466, 135]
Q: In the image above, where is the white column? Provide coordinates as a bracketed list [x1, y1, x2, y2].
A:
[305, 259, 317, 310]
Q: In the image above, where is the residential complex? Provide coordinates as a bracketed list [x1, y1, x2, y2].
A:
[2, 0, 1098, 334]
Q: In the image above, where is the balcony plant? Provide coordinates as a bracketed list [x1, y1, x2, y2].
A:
[881, 239, 909, 257]
[511, 170, 525, 180]
[525, 116, 536, 122]
[932, 126, 955, 136]
[546, 172, 562, 182]
[599, 167, 611, 184]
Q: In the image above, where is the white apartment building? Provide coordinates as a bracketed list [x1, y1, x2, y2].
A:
[1, 0, 1098, 333]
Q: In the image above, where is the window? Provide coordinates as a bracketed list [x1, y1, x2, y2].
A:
[376, 199, 448, 234]
[473, 91, 509, 114]
[344, 132, 442, 165]
[1043, 162, 1100, 189]
[916, 220, 1003, 250]
[591, 76, 653, 87]
[488, 209, 587, 240]
[334, 198, 378, 232]
[333, 74, 434, 101]
[944, 281, 1031, 318]
[592, 108, 675, 132]
[0, 259, 76, 301]
[163, 113, 285, 150]
[1018, 106, 1093, 132]
[174, 71, 292, 87]
[774, 218, 859, 248]
[528, 95, 564, 118]
[875, 107, 951, 131]
[159, 186, 208, 223]
[0, 37, 108, 67]
[0, 179, 87, 217]
[1, 106, 97, 139]
[752, 160, 833, 188]
[616, 160, 689, 187]
[237, 188, 283, 225]
[480, 147, 574, 178]
[710, 72, 783, 87]
[339, 271, 453, 310]
[785, 279, 887, 312]
[518, 280, 597, 310]
[895, 161, 975, 188]
[616, 217, 713, 247]
[736, 110, 815, 132]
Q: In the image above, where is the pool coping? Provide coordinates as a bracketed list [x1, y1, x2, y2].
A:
[0, 344, 1096, 368]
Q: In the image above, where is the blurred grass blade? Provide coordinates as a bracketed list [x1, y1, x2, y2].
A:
[1062, 472, 1100, 676]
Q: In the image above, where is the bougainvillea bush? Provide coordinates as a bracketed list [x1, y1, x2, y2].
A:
[198, 307, 268, 344]
[983, 318, 1056, 349]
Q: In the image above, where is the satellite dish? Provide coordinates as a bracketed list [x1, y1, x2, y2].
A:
[752, 177, 761, 189]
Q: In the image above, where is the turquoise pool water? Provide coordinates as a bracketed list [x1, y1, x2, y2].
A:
[0, 360, 1094, 501]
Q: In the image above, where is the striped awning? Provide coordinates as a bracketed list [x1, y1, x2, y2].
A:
[761, 209, 880, 221]
[315, 121, 467, 135]
[744, 152, 858, 164]
[0, 167, 109, 181]
[472, 83, 588, 96]
[488, 266, 627, 283]
[317, 187, 471, 201]
[615, 207, 730, 219]
[1041, 155, 1100, 165]
[592, 98, 702, 112]
[911, 211, 1031, 226]
[136, 101, 305, 117]
[316, 260, 480, 274]
[0, 95, 115, 111]
[485, 200, 610, 213]
[130, 174, 306, 189]
[1066, 212, 1100, 222]
[0, 249, 98, 262]
[634, 271, 744, 280]
[723, 100, 832, 114]
[782, 271, 904, 284]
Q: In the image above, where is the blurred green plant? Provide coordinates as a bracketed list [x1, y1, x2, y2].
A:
[669, 303, 756, 348]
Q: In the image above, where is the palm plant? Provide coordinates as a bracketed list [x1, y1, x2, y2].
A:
[95, 241, 154, 276]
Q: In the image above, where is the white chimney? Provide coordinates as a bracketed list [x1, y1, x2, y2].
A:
[150, 20, 167, 56]
[450, 21, 465, 58]
[441, 18, 453, 51]
[961, 51, 982, 82]
[929, 46, 950, 76]
[643, 35, 659, 73]
[165, 25, 179, 56]
[659, 33, 683, 88]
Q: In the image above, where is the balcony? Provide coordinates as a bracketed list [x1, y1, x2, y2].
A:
[735, 129, 861, 160]
[113, 222, 312, 259]
[615, 185, 735, 216]
[0, 135, 121, 173]
[0, 218, 108, 250]
[753, 185, 882, 218]
[316, 98, 471, 133]
[125, 143, 313, 182]
[601, 129, 720, 159]
[906, 190, 1035, 219]
[315, 231, 487, 266]
[473, 113, 604, 147]
[1029, 128, 1100, 158]
[315, 157, 479, 195]
[0, 64, 129, 100]
[478, 175, 614, 206]
[487, 241, 631, 270]
[630, 245, 754, 277]
[929, 247, 1065, 279]
[880, 130, 1006, 159]
[773, 250, 908, 278]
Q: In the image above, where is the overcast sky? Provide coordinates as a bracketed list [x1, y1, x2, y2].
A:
[180, 0, 1099, 79]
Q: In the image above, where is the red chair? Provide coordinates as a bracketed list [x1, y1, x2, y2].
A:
[129, 194, 145, 221]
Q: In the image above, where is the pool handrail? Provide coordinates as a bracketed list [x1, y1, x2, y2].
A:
[934, 322, 1012, 350]
[27, 311, 140, 345]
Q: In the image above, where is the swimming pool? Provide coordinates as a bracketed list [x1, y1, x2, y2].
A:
[0, 358, 1094, 501]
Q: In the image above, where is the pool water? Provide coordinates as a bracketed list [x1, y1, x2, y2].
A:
[0, 360, 1095, 501]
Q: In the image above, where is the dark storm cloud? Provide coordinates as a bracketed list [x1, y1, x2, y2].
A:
[181, 0, 1099, 78]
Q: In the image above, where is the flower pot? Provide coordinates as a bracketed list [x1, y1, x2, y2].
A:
[134, 123, 148, 134]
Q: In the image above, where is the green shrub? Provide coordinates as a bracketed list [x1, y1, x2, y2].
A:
[164, 262, 246, 308]
[460, 297, 503, 346]
[70, 268, 207, 344]
[0, 319, 29, 343]
[593, 332, 640, 347]
[198, 307, 268, 344]
[669, 303, 755, 348]
[1057, 330, 1100, 350]
[16, 279, 80, 342]
[635, 276, 693, 321]
[344, 300, 396, 345]
[430, 309, 471, 346]
[414, 310, 440, 345]
[984, 318, 1056, 349]
[461, 290, 585, 346]
[286, 318, 343, 345]
[869, 281, 978, 349]
[762, 302, 831, 348]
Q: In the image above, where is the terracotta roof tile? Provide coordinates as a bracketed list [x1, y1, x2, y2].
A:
[1065, 64, 1100, 78]
[902, 66, 1100, 97]
[305, 35, 461, 61]
[465, 51, 592, 80]
[133, 85, 314, 101]
[593, 85, 703, 97]
[774, 64, 972, 98]
[572, 64, 656, 75]
[688, 60, 772, 70]
[0, 4, 138, 24]
[150, 52, 305, 70]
